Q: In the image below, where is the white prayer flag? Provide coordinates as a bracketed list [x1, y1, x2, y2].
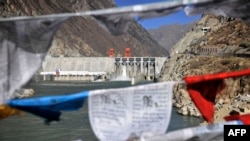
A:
[143, 120, 242, 141]
[88, 82, 175, 141]
[0, 18, 67, 104]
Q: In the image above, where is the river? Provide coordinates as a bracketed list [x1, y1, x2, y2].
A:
[0, 81, 204, 141]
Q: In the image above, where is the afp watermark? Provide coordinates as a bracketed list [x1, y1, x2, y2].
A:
[224, 125, 250, 140]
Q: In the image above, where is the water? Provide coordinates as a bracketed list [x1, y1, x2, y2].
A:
[0, 81, 204, 141]
[111, 66, 131, 81]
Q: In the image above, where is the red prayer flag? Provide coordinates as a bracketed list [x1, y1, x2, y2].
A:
[184, 68, 250, 123]
[224, 113, 250, 125]
[185, 68, 250, 84]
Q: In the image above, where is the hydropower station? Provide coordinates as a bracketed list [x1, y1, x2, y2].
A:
[37, 56, 167, 84]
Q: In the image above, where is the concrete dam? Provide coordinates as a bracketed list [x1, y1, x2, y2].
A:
[38, 56, 167, 83]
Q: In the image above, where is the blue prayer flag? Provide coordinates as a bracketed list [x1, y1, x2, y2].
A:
[8, 91, 89, 123]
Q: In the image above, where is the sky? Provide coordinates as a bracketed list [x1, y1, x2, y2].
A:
[114, 0, 201, 29]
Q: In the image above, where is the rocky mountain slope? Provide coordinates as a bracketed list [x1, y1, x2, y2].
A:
[0, 0, 168, 57]
[160, 14, 250, 123]
[148, 22, 195, 51]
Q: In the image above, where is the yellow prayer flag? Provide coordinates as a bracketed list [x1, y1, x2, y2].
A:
[0, 105, 22, 120]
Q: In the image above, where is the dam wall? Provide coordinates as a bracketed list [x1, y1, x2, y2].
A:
[38, 56, 167, 82]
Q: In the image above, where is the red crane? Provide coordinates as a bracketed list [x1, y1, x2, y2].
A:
[124, 47, 131, 57]
[108, 48, 115, 57]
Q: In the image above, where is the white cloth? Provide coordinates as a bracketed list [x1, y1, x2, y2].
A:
[88, 82, 176, 141]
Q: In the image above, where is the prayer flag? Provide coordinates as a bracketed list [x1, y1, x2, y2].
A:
[143, 120, 242, 141]
[88, 82, 175, 141]
[184, 68, 250, 123]
[0, 105, 22, 120]
[8, 91, 88, 123]
[224, 113, 250, 125]
[0, 17, 68, 105]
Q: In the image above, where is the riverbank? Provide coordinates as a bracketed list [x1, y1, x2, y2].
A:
[160, 54, 250, 124]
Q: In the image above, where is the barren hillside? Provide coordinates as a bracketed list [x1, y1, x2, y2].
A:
[0, 0, 168, 57]
[161, 14, 250, 123]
